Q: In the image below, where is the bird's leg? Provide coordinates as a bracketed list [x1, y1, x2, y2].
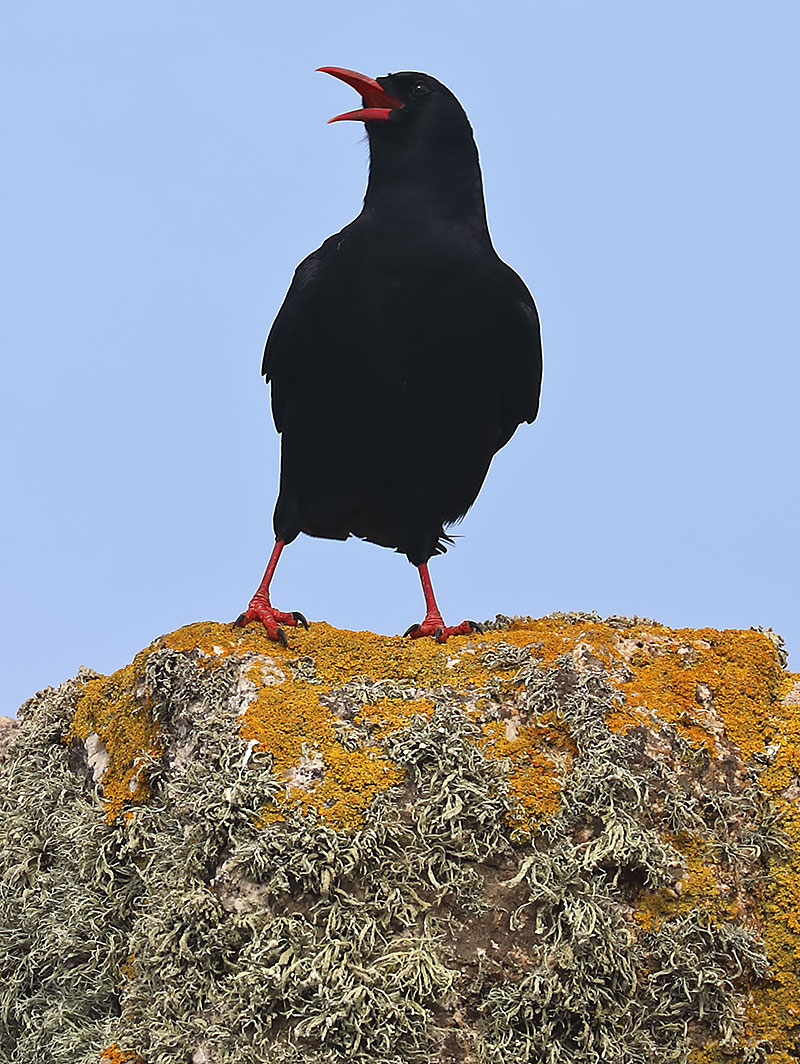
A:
[234, 539, 308, 647]
[403, 563, 484, 644]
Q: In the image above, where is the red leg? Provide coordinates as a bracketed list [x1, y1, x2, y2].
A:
[403, 563, 483, 643]
[234, 540, 308, 646]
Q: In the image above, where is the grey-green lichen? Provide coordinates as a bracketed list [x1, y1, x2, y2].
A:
[0, 620, 794, 1064]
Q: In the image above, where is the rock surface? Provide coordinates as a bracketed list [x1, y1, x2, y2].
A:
[1, 614, 799, 1064]
[0, 714, 20, 758]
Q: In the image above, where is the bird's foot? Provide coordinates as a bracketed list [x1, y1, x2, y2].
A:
[403, 615, 484, 644]
[234, 595, 309, 647]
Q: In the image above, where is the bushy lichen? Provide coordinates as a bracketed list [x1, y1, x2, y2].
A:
[1, 615, 797, 1063]
[0, 672, 141, 1062]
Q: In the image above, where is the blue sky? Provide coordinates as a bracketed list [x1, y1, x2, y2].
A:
[2, 1, 798, 712]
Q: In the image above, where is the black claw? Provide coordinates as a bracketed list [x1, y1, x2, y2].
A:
[403, 624, 420, 637]
[276, 627, 289, 649]
[468, 620, 485, 634]
[233, 613, 249, 629]
[292, 611, 309, 630]
[434, 626, 445, 643]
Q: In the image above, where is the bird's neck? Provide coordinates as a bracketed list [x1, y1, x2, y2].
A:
[362, 135, 491, 238]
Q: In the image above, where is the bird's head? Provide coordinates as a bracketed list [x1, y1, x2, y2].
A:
[317, 66, 484, 222]
[318, 67, 461, 131]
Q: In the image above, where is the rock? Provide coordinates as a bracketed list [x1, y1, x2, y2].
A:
[0, 715, 20, 759]
[1, 615, 799, 1064]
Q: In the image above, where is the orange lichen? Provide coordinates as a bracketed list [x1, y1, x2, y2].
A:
[608, 627, 785, 760]
[744, 677, 800, 1053]
[240, 662, 402, 831]
[687, 1051, 732, 1064]
[160, 620, 471, 688]
[99, 1047, 142, 1064]
[287, 742, 403, 829]
[634, 835, 731, 934]
[762, 672, 800, 793]
[67, 656, 163, 822]
[357, 697, 434, 738]
[479, 715, 572, 835]
[158, 617, 624, 695]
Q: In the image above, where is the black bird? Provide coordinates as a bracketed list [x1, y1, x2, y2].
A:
[236, 67, 542, 644]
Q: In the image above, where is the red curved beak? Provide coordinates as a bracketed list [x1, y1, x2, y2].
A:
[317, 66, 403, 124]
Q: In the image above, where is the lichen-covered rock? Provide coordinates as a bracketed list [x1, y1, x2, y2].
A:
[1, 615, 799, 1064]
[0, 714, 20, 759]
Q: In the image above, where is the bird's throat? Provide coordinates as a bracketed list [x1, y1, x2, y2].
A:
[363, 128, 489, 235]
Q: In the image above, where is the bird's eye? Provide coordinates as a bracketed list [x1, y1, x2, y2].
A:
[410, 81, 431, 98]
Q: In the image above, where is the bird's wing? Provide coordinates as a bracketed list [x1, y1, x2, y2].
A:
[261, 234, 341, 433]
[487, 285, 543, 454]
[512, 296, 543, 425]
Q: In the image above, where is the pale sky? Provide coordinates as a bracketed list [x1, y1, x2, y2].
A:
[2, 1, 798, 712]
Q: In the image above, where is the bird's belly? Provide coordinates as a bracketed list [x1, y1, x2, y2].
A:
[273, 308, 506, 554]
[278, 399, 490, 545]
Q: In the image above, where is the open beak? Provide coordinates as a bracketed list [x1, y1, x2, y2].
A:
[317, 66, 403, 124]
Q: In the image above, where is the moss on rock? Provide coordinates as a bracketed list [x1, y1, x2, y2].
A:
[1, 614, 798, 1063]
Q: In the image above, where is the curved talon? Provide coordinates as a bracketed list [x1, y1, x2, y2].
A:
[403, 617, 484, 642]
[232, 600, 306, 646]
[235, 543, 305, 646]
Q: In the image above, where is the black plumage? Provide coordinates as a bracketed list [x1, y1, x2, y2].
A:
[237, 68, 542, 644]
